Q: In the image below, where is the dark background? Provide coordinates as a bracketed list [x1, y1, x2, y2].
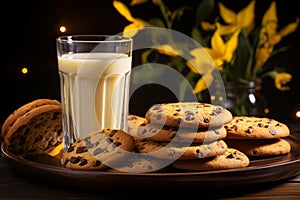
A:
[1, 0, 299, 124]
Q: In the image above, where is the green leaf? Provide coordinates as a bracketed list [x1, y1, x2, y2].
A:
[191, 26, 208, 46]
[148, 18, 166, 28]
[233, 32, 250, 80]
[196, 0, 215, 23]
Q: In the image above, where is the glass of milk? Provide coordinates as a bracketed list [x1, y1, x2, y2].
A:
[56, 35, 132, 151]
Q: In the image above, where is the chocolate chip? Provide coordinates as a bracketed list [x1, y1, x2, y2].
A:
[245, 127, 253, 134]
[70, 156, 80, 164]
[109, 130, 117, 137]
[93, 160, 102, 167]
[211, 107, 223, 116]
[67, 145, 75, 152]
[168, 149, 176, 156]
[185, 114, 194, 121]
[93, 148, 104, 155]
[85, 142, 94, 149]
[113, 141, 122, 147]
[140, 129, 147, 136]
[147, 165, 154, 170]
[203, 117, 209, 123]
[76, 146, 88, 154]
[196, 149, 203, 158]
[269, 128, 276, 135]
[257, 123, 263, 127]
[226, 153, 234, 159]
[79, 159, 88, 166]
[63, 158, 70, 166]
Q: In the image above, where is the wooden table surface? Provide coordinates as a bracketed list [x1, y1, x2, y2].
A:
[1, 156, 300, 199]
[1, 123, 300, 199]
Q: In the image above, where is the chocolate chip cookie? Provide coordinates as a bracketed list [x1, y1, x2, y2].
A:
[224, 116, 290, 139]
[224, 138, 291, 157]
[135, 139, 228, 160]
[62, 129, 135, 170]
[172, 148, 250, 171]
[128, 114, 227, 143]
[145, 102, 233, 128]
[3, 100, 62, 155]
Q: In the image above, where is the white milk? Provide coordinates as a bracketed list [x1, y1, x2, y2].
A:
[58, 53, 132, 142]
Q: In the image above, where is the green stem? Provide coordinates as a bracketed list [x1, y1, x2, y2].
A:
[242, 29, 254, 81]
[156, 0, 172, 28]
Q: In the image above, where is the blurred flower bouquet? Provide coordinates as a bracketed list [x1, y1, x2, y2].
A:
[114, 0, 299, 115]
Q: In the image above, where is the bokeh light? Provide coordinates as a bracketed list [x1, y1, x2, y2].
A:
[21, 67, 28, 74]
[59, 26, 67, 33]
[296, 110, 300, 118]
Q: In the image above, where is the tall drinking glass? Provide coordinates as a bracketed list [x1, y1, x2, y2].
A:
[56, 35, 133, 151]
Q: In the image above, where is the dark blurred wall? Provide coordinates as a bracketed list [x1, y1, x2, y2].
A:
[1, 0, 299, 124]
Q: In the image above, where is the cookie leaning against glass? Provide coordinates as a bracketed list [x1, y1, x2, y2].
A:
[1, 99, 63, 155]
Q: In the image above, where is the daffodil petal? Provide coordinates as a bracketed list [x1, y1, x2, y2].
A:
[274, 72, 292, 91]
[236, 0, 255, 28]
[201, 21, 216, 31]
[186, 59, 200, 74]
[278, 18, 300, 38]
[204, 48, 223, 68]
[255, 47, 271, 68]
[262, 1, 278, 26]
[218, 25, 238, 35]
[113, 1, 135, 22]
[218, 2, 236, 24]
[156, 44, 181, 57]
[130, 0, 148, 6]
[187, 48, 217, 74]
[223, 29, 240, 62]
[193, 72, 214, 93]
[123, 24, 140, 37]
[211, 28, 225, 55]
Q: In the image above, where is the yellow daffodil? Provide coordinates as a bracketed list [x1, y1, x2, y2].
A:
[256, 2, 299, 68]
[193, 69, 214, 94]
[255, 46, 272, 70]
[113, 1, 146, 37]
[272, 72, 292, 91]
[200, 21, 215, 31]
[217, 0, 255, 35]
[130, 0, 148, 6]
[261, 1, 299, 47]
[156, 44, 182, 57]
[203, 24, 240, 69]
[186, 48, 215, 74]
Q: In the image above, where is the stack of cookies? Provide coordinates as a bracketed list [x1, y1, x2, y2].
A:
[127, 102, 251, 172]
[223, 116, 291, 157]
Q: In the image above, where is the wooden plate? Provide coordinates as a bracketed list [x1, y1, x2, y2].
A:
[2, 130, 300, 189]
